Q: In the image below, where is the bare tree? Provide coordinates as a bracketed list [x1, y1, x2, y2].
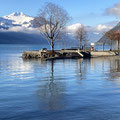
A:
[105, 30, 120, 50]
[74, 25, 88, 49]
[34, 2, 70, 51]
[105, 30, 116, 50]
[114, 30, 120, 50]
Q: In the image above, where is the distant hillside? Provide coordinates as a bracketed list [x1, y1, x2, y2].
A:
[97, 22, 120, 44]
[0, 32, 48, 44]
[97, 34, 110, 45]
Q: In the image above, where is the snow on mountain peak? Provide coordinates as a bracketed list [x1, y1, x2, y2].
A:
[3, 12, 34, 27]
[4, 12, 29, 18]
[9, 12, 24, 16]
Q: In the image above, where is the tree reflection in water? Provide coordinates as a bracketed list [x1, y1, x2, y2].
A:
[107, 58, 120, 81]
[89, 57, 120, 84]
[36, 60, 66, 111]
[75, 59, 88, 84]
[22, 57, 120, 111]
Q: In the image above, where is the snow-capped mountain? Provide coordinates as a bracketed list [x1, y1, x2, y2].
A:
[0, 12, 34, 29]
[0, 12, 116, 43]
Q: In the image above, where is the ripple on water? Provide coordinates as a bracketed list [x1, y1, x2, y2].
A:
[1, 45, 120, 120]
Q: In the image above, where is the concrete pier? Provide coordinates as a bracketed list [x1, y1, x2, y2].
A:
[91, 51, 117, 57]
[22, 49, 118, 60]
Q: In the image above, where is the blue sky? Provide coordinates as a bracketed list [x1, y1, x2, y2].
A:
[1, 0, 120, 26]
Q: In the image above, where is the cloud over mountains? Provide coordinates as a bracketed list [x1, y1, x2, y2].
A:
[105, 2, 120, 17]
[0, 12, 118, 43]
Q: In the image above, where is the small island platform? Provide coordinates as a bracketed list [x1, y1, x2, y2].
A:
[22, 48, 119, 60]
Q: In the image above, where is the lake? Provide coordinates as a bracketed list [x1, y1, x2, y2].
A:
[1, 44, 120, 120]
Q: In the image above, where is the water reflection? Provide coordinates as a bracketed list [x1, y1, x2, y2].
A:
[2, 44, 120, 119]
[106, 57, 120, 82]
[89, 57, 120, 85]
[21, 56, 120, 118]
[75, 59, 88, 82]
[36, 60, 66, 111]
[22, 58, 47, 66]
[22, 58, 90, 111]
[22, 57, 120, 111]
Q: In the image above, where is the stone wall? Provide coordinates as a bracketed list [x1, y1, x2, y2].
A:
[22, 51, 41, 58]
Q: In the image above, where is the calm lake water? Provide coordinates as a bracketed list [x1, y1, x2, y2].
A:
[1, 44, 120, 120]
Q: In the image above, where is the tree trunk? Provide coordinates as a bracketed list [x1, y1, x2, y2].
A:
[118, 40, 119, 50]
[103, 43, 105, 51]
[51, 40, 54, 52]
[80, 39, 82, 49]
[110, 40, 112, 51]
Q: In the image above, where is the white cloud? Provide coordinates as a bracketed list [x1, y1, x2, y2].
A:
[95, 24, 112, 32]
[105, 2, 120, 17]
[0, 21, 115, 43]
[66, 23, 113, 33]
[66, 23, 82, 32]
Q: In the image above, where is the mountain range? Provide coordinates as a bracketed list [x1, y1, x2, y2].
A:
[0, 12, 116, 44]
[0, 12, 45, 44]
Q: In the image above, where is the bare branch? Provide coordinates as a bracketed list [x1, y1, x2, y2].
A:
[34, 2, 70, 51]
[105, 30, 120, 50]
[74, 25, 88, 49]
